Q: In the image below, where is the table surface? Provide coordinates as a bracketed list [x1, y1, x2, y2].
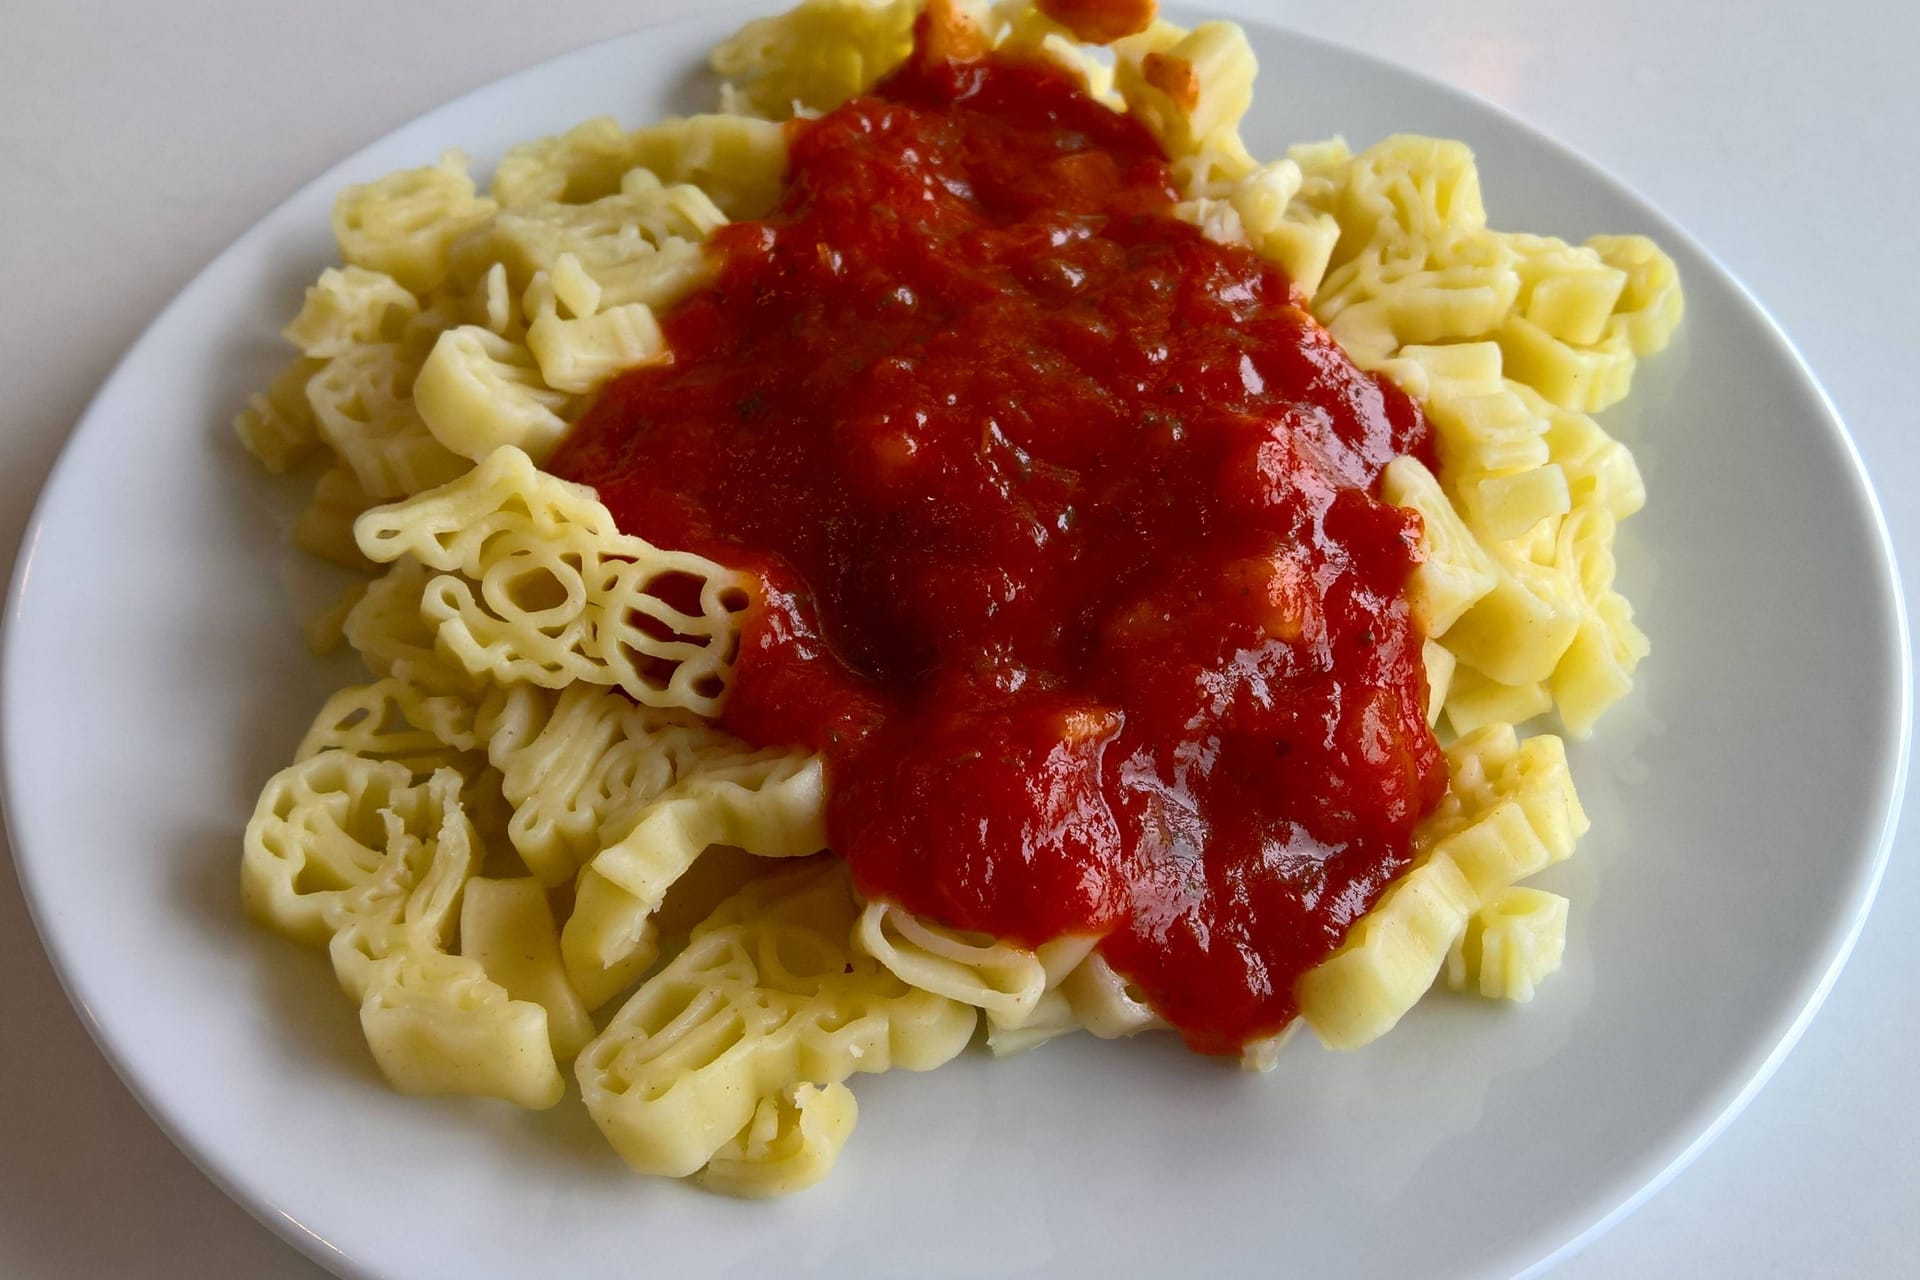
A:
[3, 1, 1914, 1276]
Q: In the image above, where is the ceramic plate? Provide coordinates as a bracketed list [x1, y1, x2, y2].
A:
[3, 6, 1906, 1278]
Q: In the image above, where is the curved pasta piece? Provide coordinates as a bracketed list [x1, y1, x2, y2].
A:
[333, 151, 497, 295]
[325, 771, 476, 1000]
[360, 950, 564, 1109]
[709, 0, 920, 119]
[852, 900, 1048, 1026]
[575, 860, 976, 1179]
[295, 677, 478, 777]
[491, 115, 644, 208]
[292, 465, 380, 572]
[342, 559, 485, 696]
[477, 682, 756, 886]
[1444, 886, 1569, 1002]
[284, 266, 421, 359]
[1296, 726, 1587, 1048]
[452, 176, 725, 314]
[523, 266, 667, 397]
[1114, 22, 1258, 170]
[234, 355, 325, 473]
[354, 446, 752, 718]
[413, 326, 573, 462]
[242, 751, 438, 946]
[624, 115, 790, 221]
[460, 876, 595, 1057]
[694, 1082, 859, 1198]
[563, 751, 827, 1007]
[305, 342, 470, 500]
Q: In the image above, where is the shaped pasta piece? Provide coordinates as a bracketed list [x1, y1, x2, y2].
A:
[452, 176, 724, 315]
[353, 446, 752, 717]
[989, 2, 1122, 105]
[1445, 886, 1569, 1002]
[1223, 159, 1340, 298]
[576, 860, 976, 1179]
[283, 266, 420, 359]
[1443, 666, 1551, 736]
[360, 950, 564, 1109]
[1440, 545, 1584, 687]
[624, 115, 790, 221]
[342, 559, 484, 695]
[293, 466, 380, 571]
[1296, 726, 1587, 1048]
[477, 682, 755, 886]
[242, 751, 437, 946]
[413, 326, 573, 462]
[491, 116, 644, 208]
[1114, 22, 1257, 169]
[324, 769, 476, 1000]
[853, 900, 1049, 1026]
[304, 342, 470, 500]
[523, 265, 668, 396]
[1380, 456, 1497, 636]
[564, 750, 827, 1009]
[1294, 852, 1478, 1051]
[333, 151, 497, 294]
[709, 0, 920, 119]
[295, 677, 478, 777]
[694, 1082, 859, 1198]
[460, 876, 595, 1057]
[1587, 233, 1685, 357]
[234, 356, 325, 473]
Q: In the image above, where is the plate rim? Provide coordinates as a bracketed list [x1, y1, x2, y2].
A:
[2, 6, 1909, 1279]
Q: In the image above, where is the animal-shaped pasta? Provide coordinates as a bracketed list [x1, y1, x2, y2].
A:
[693, 1082, 859, 1197]
[564, 749, 827, 1009]
[576, 859, 977, 1178]
[295, 677, 479, 777]
[1294, 724, 1586, 1048]
[233, 355, 324, 473]
[342, 559, 485, 696]
[412, 326, 574, 462]
[522, 261, 669, 397]
[332, 151, 497, 295]
[475, 682, 760, 885]
[453, 174, 725, 315]
[359, 950, 564, 1109]
[1445, 886, 1569, 1002]
[242, 752, 458, 947]
[353, 446, 752, 717]
[709, 0, 920, 119]
[624, 115, 790, 221]
[283, 266, 421, 359]
[1114, 21, 1259, 173]
[304, 342, 470, 500]
[491, 116, 649, 208]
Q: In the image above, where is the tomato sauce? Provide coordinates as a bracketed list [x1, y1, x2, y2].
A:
[549, 31, 1448, 1052]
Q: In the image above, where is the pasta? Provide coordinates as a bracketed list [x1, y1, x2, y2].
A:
[234, 0, 1679, 1195]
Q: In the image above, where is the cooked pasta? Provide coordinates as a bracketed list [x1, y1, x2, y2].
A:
[234, 0, 1679, 1196]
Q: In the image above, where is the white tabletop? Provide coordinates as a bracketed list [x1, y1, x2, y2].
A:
[2, 1, 1913, 1275]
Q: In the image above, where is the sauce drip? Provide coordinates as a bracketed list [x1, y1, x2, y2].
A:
[550, 33, 1448, 1052]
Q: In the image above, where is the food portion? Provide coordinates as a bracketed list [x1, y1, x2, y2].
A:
[236, 0, 1680, 1195]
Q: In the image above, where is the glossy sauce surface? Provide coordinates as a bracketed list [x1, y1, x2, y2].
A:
[551, 36, 1447, 1051]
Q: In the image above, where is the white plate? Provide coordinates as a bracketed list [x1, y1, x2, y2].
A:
[2, 7, 1907, 1279]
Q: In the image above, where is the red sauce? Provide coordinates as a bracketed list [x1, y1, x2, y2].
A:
[550, 32, 1448, 1052]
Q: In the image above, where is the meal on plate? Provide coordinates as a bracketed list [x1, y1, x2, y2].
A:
[236, 0, 1681, 1196]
